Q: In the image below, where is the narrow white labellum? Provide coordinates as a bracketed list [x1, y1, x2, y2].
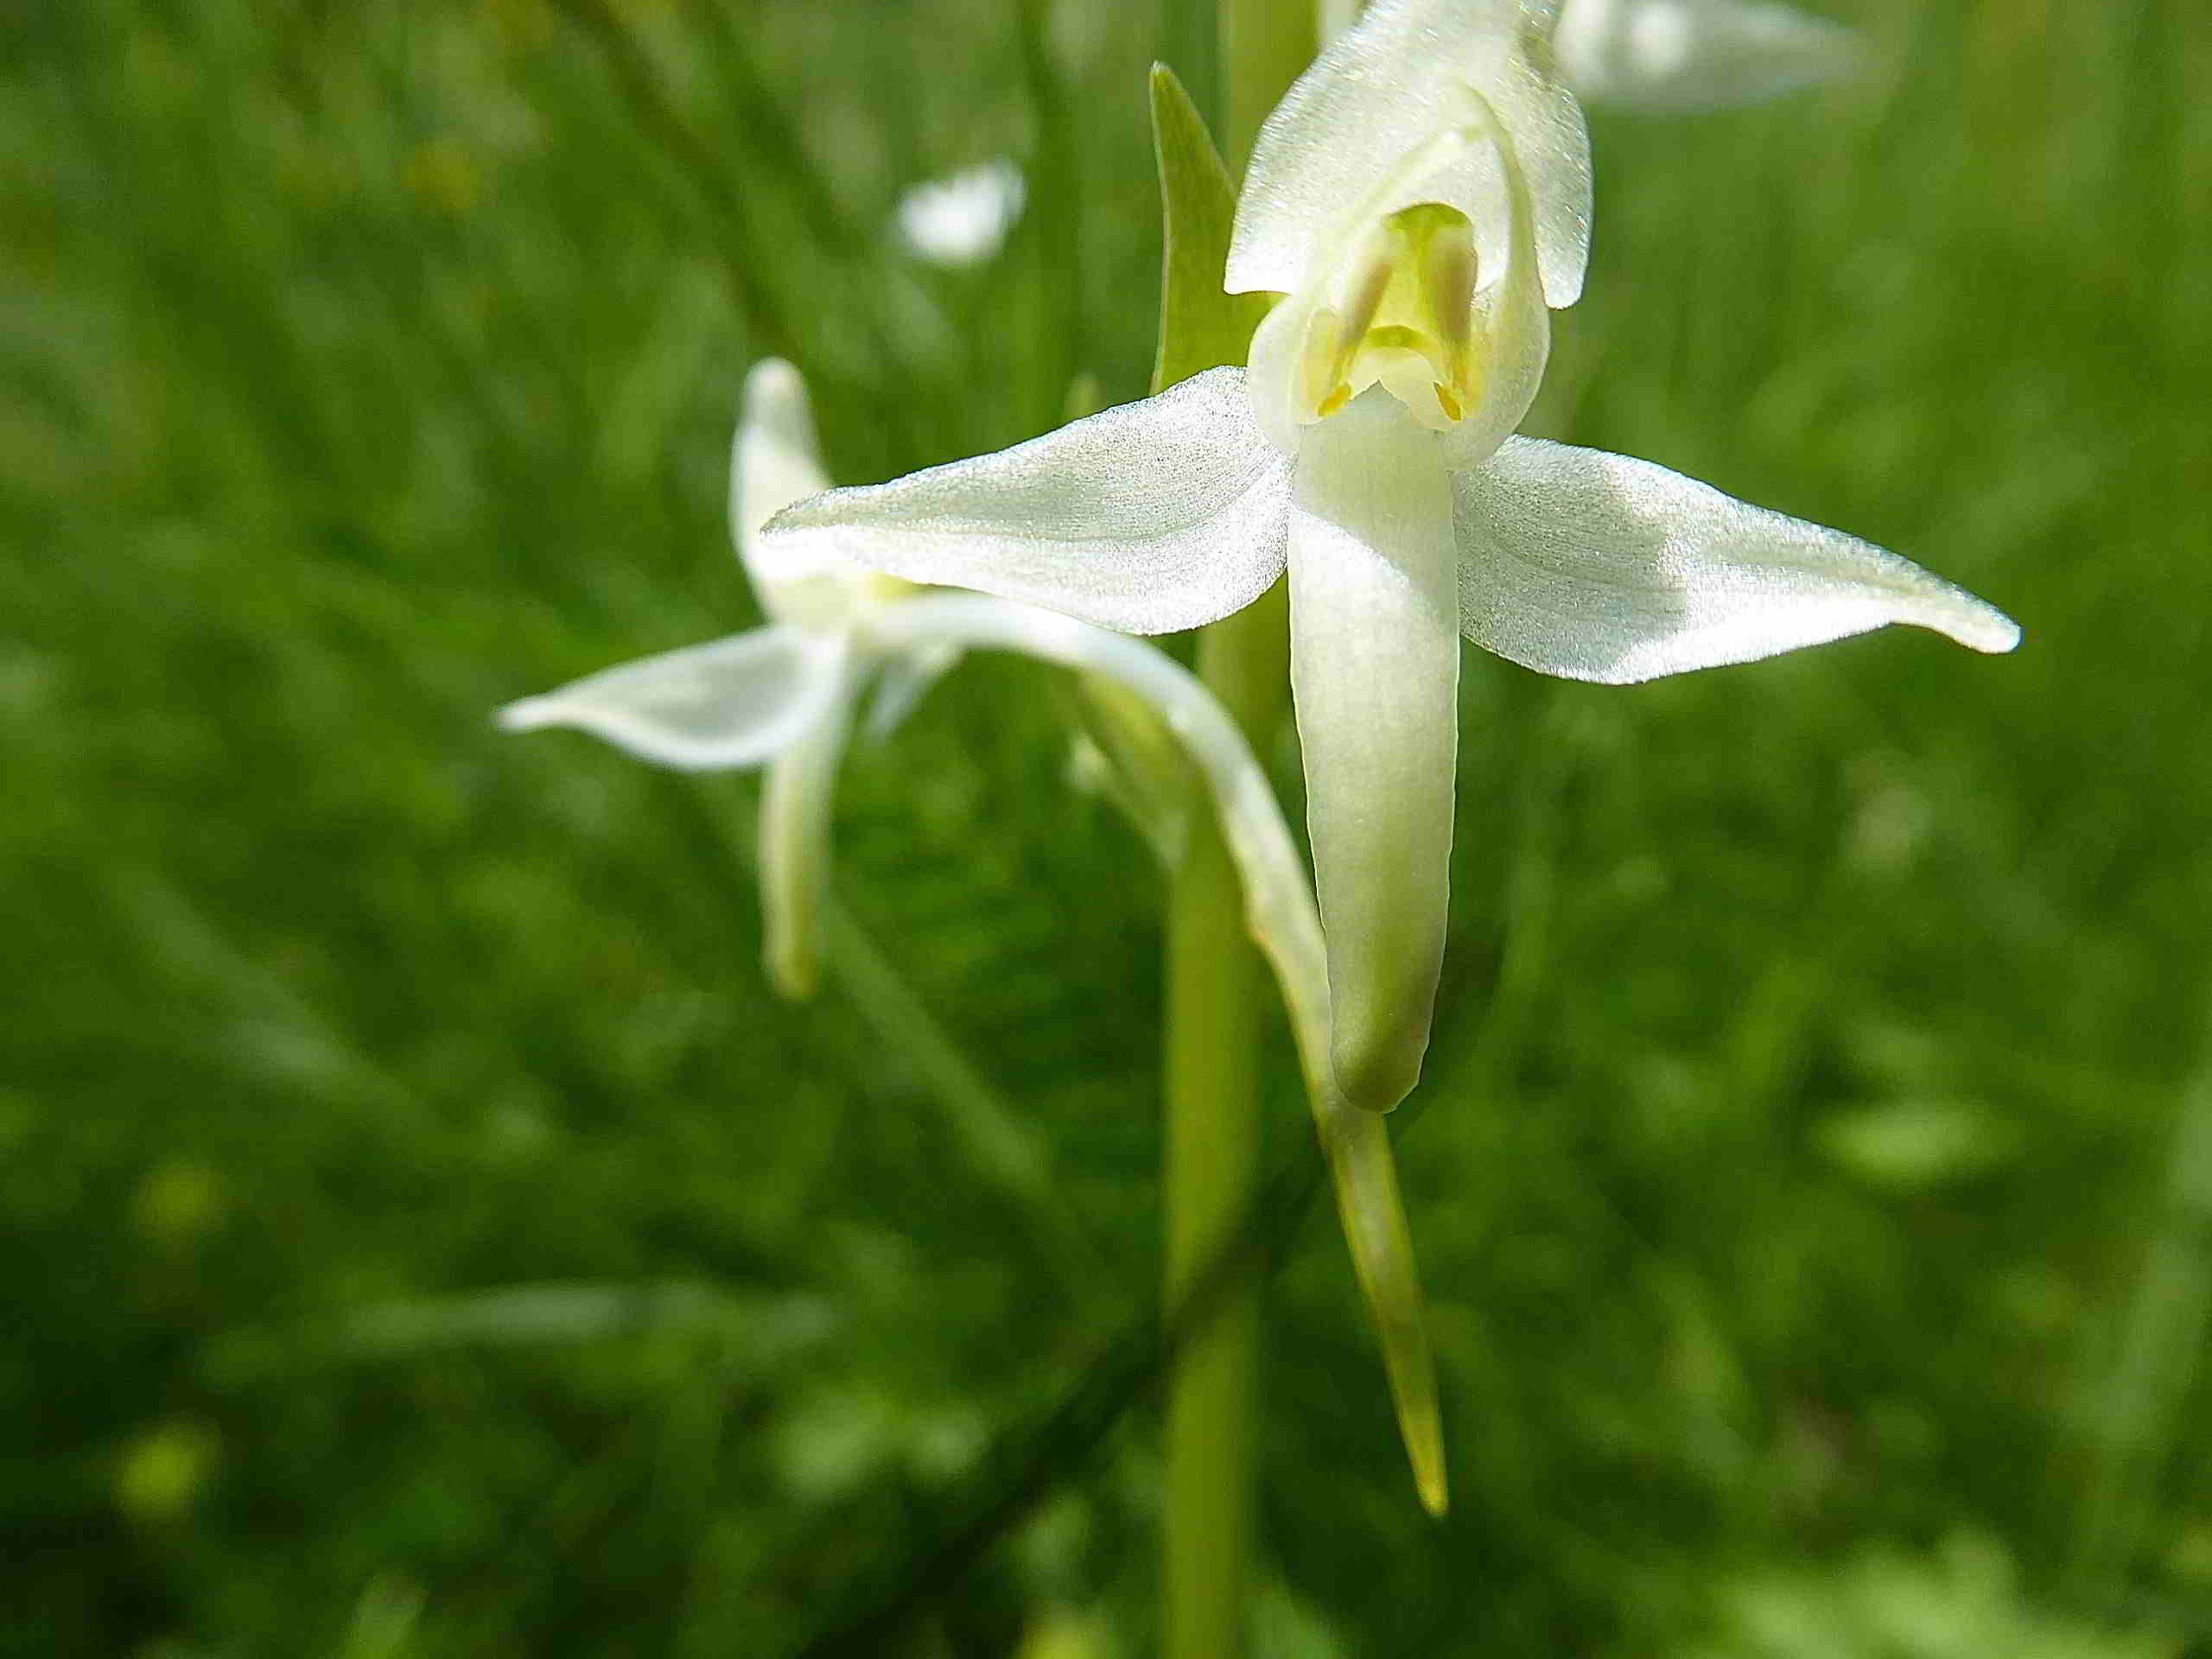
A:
[759, 652, 861, 1001]
[1287, 391, 1461, 1113]
[1452, 436, 2022, 682]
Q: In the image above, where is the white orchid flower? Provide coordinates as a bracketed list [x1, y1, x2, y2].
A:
[501, 359, 1447, 1503]
[895, 158, 1027, 267]
[1554, 0, 1860, 114]
[760, 0, 2017, 1114]
[500, 359, 959, 1001]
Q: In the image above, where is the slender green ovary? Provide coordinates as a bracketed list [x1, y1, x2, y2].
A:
[1300, 202, 1481, 431]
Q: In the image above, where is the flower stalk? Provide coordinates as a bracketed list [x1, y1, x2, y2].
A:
[1160, 8, 1315, 1656]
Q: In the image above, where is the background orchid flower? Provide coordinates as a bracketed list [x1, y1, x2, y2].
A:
[1554, 0, 1860, 113]
[894, 158, 1027, 267]
[762, 0, 2020, 1115]
[499, 359, 950, 1002]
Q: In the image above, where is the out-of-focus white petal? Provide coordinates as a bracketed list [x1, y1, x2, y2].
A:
[759, 656, 861, 1000]
[1453, 437, 2022, 683]
[1554, 0, 1859, 112]
[763, 368, 1292, 637]
[732, 359, 855, 626]
[894, 158, 1027, 267]
[1228, 0, 1592, 311]
[1287, 391, 1460, 1113]
[497, 626, 849, 771]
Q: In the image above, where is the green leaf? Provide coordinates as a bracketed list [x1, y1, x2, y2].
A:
[1150, 63, 1274, 394]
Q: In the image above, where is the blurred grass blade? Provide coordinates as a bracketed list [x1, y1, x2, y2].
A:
[1150, 63, 1274, 392]
[824, 899, 1109, 1294]
[547, 0, 801, 359]
[2070, 1015, 2212, 1593]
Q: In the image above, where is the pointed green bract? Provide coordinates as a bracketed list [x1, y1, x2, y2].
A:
[1150, 64, 1274, 394]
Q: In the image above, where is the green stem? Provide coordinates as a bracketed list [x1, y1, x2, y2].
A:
[1161, 10, 1311, 1655]
[1163, 588, 1289, 1659]
[1221, 0, 1317, 162]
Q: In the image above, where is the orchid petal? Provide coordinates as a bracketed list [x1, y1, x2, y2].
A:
[1554, 0, 1860, 113]
[498, 626, 849, 771]
[1228, 0, 1593, 311]
[1288, 391, 1460, 1113]
[732, 360, 855, 627]
[763, 368, 1291, 636]
[759, 657, 861, 1000]
[863, 592, 1446, 1512]
[1438, 90, 1551, 472]
[1454, 437, 2022, 683]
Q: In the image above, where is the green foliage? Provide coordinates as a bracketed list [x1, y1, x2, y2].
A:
[2, 0, 2205, 1654]
[1148, 64, 1273, 391]
[1689, 1535, 2180, 1659]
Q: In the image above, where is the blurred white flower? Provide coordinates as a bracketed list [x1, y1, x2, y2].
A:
[894, 158, 1026, 267]
[1554, 0, 1860, 113]
[764, 0, 2017, 1113]
[500, 359, 947, 1000]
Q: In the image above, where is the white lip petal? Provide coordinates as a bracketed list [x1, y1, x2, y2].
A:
[1453, 436, 2022, 683]
[498, 626, 851, 771]
[1554, 0, 1860, 114]
[762, 367, 1292, 637]
[758, 655, 861, 1001]
[1287, 391, 1461, 1113]
[732, 359, 856, 626]
[1228, 0, 1592, 311]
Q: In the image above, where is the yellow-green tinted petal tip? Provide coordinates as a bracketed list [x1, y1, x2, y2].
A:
[1326, 1109, 1448, 1516]
[767, 940, 821, 1003]
[1417, 1446, 1449, 1519]
[1336, 1047, 1417, 1115]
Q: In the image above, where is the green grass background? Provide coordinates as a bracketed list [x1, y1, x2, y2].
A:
[4, 0, 2207, 1652]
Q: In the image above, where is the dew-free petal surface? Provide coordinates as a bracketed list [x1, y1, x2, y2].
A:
[1288, 392, 1461, 1112]
[764, 368, 1292, 637]
[498, 626, 849, 771]
[1453, 436, 2021, 683]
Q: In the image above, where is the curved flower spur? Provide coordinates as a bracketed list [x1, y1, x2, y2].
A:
[761, 0, 2019, 1116]
[499, 359, 1452, 1512]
